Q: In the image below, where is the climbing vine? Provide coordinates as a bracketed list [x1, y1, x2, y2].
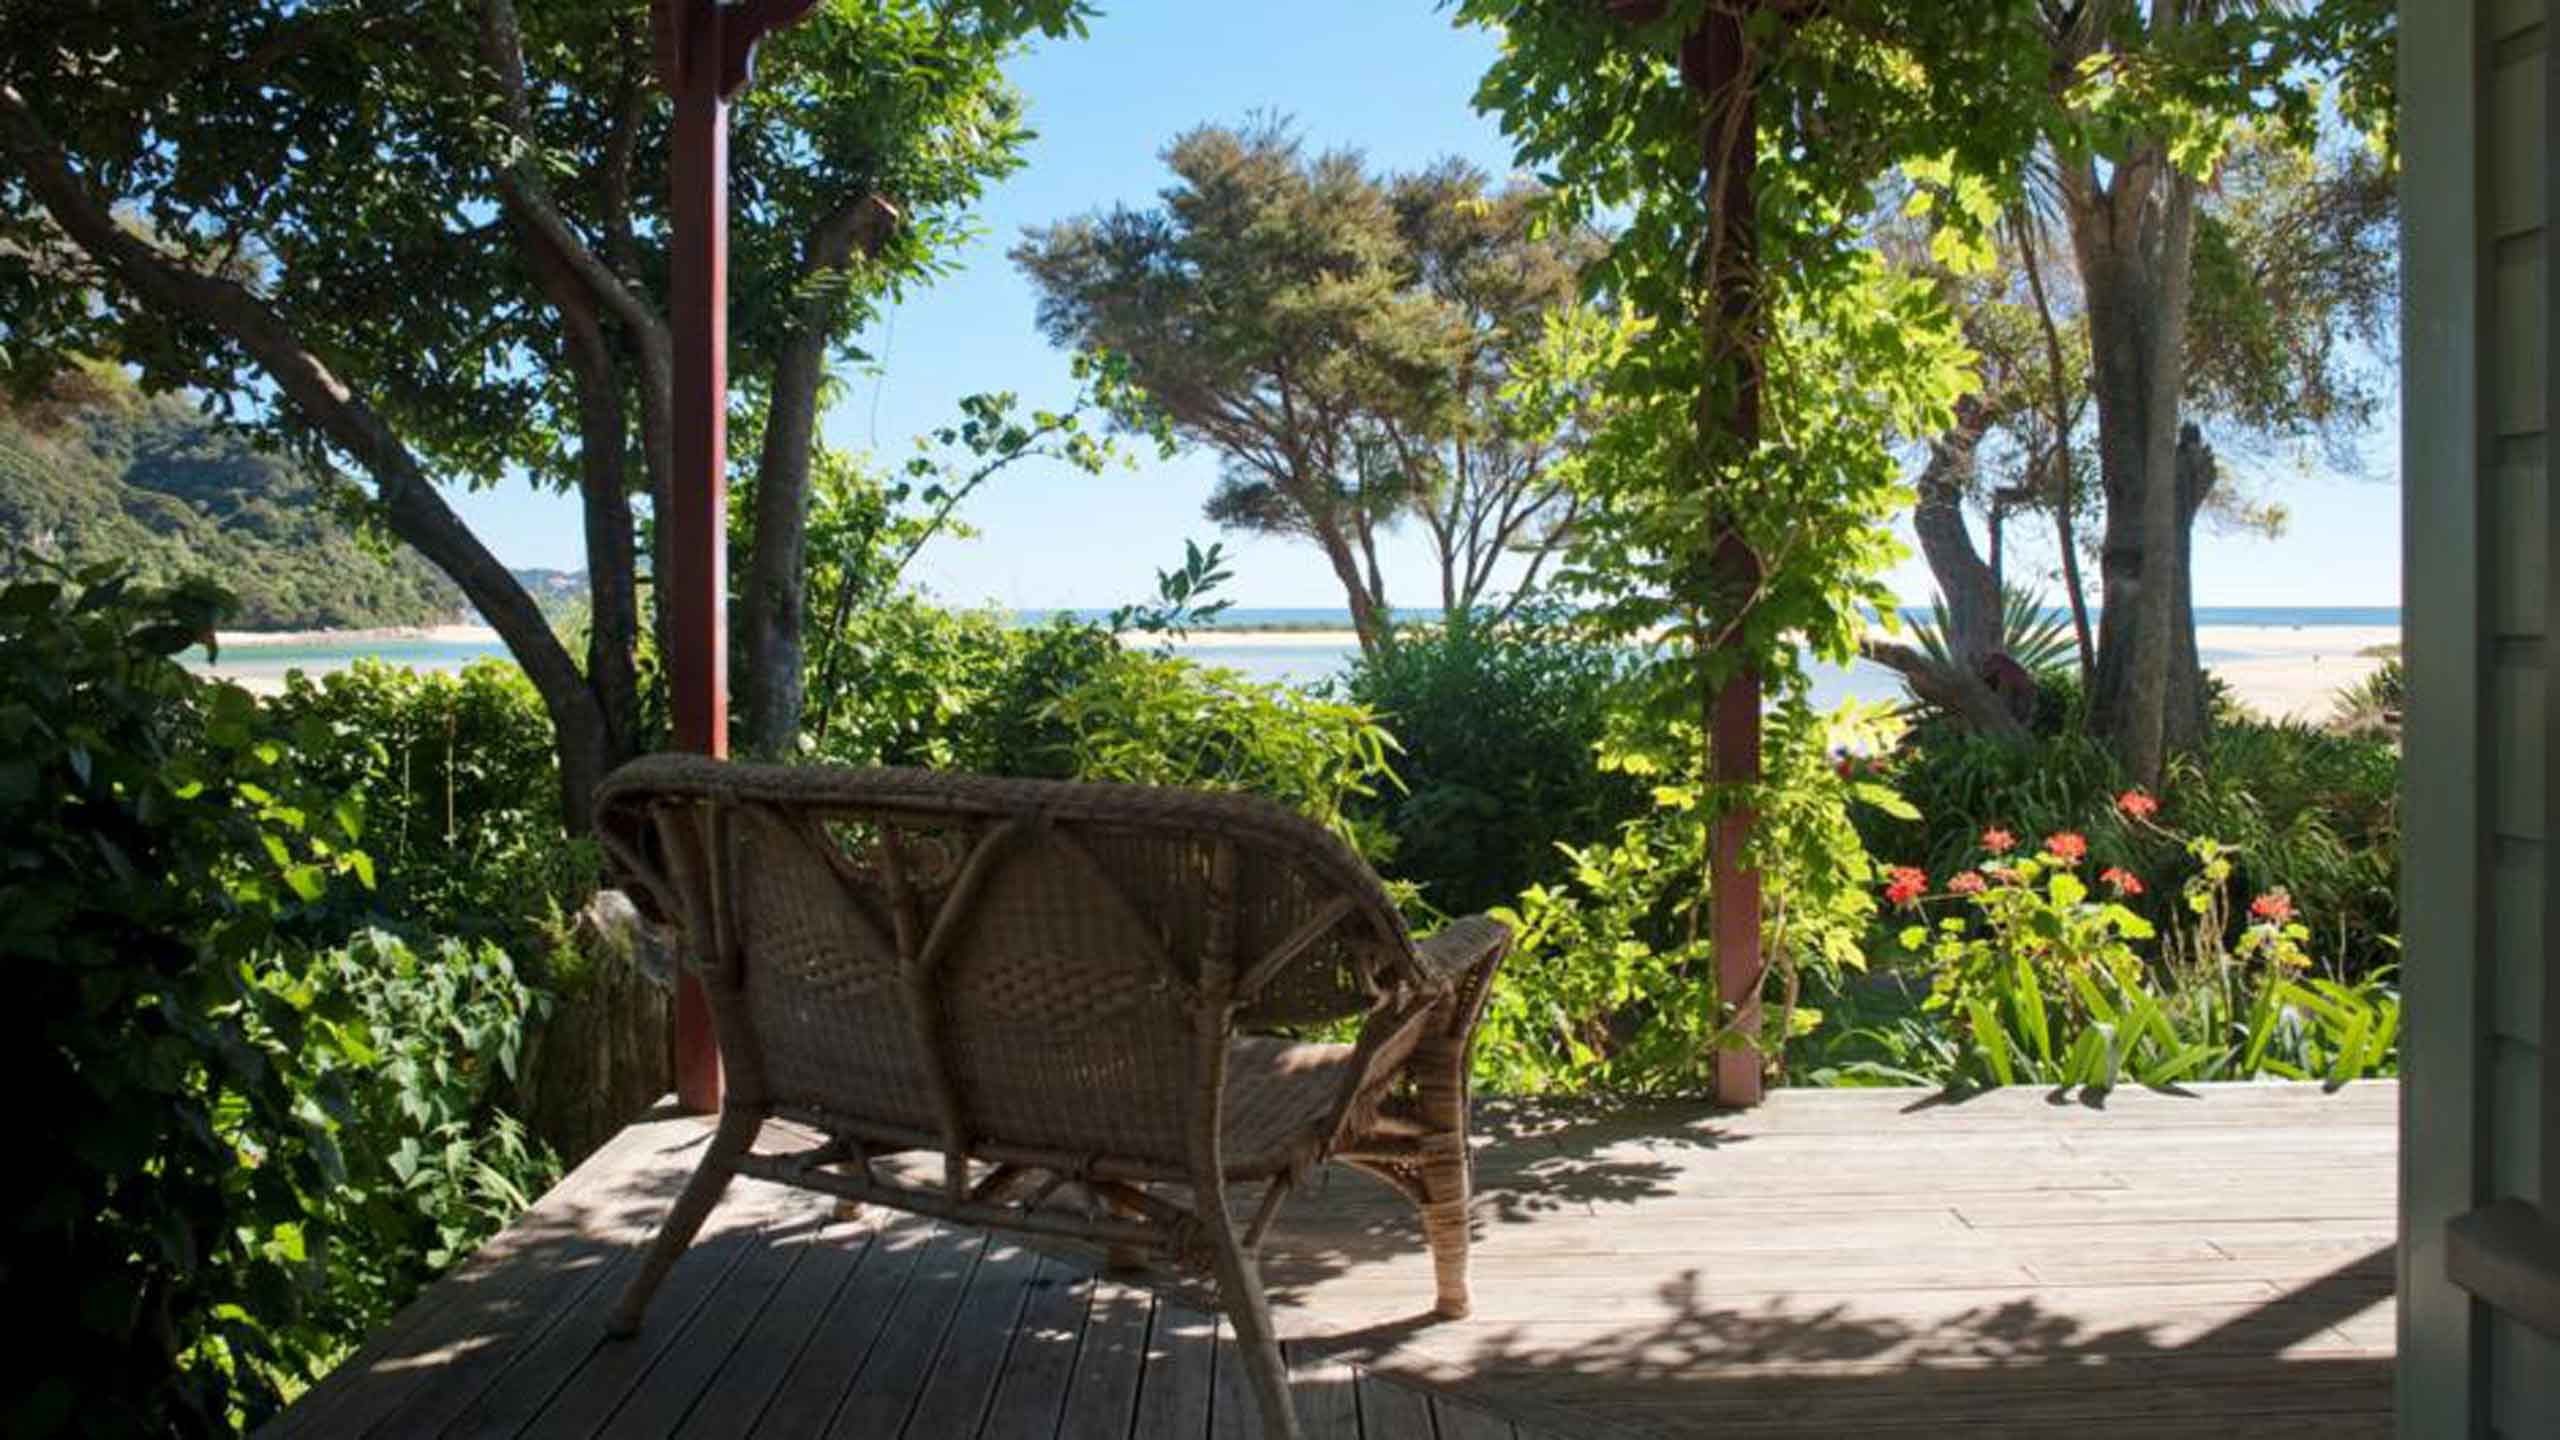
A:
[1456, 0, 2047, 1074]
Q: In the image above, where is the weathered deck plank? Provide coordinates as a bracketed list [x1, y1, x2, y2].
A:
[1054, 1281, 1149, 1439]
[1280, 1349, 1359, 1440]
[822, 1223, 988, 1437]
[978, 1256, 1097, 1438]
[901, 1236, 1045, 1436]
[1352, 1369, 1434, 1438]
[742, 1212, 936, 1437]
[1129, 1302, 1216, 1438]
[270, 1117, 674, 1440]
[666, 1213, 873, 1435]
[269, 1083, 2397, 1438]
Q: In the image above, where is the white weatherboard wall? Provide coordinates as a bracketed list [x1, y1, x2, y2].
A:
[2400, 2, 2560, 1436]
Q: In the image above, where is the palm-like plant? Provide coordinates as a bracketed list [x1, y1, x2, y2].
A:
[2327, 655, 2403, 741]
[1875, 586, 2082, 736]
[1907, 586, 2079, 678]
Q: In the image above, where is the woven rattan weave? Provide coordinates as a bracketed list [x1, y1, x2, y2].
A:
[591, 755, 1511, 1438]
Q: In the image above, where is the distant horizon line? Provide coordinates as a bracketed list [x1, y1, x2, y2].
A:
[492, 570, 2403, 619]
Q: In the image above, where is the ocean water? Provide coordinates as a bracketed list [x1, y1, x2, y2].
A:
[189, 636, 513, 690]
[187, 605, 2394, 708]
[183, 630, 1913, 705]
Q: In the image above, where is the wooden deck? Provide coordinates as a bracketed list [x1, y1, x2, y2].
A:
[270, 1082, 2396, 1438]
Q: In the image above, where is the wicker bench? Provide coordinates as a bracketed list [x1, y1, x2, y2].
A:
[593, 755, 1511, 1438]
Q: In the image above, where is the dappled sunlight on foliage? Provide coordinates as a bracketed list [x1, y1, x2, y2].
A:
[0, 566, 556, 1433]
[1472, 702, 1907, 1095]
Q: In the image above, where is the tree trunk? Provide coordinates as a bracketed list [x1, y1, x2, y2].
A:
[520, 888, 674, 1166]
[1355, 507, 1391, 635]
[579, 440, 642, 757]
[1863, 398, 2031, 738]
[1861, 637, 2032, 738]
[738, 195, 895, 756]
[519, 228, 643, 769]
[2168, 423, 2216, 744]
[2070, 151, 2202, 783]
[1316, 522, 1390, 655]
[738, 325, 828, 757]
[2052, 450, 2098, 685]
[1910, 397, 2002, 666]
[2015, 210, 2096, 683]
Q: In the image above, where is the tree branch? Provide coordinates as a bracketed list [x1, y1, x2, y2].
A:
[518, 222, 642, 755]
[217, 11, 429, 87]
[1858, 638, 2031, 741]
[478, 0, 674, 415]
[738, 189, 901, 754]
[0, 80, 613, 818]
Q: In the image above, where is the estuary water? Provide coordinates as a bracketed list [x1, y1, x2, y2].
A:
[187, 606, 2399, 714]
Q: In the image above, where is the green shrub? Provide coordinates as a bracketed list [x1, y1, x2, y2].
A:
[1472, 701, 1903, 1094]
[805, 598, 1027, 768]
[1340, 610, 1645, 916]
[262, 659, 592, 950]
[805, 602, 1121, 775]
[1048, 648, 1403, 854]
[0, 567, 553, 1433]
[2329, 655, 2404, 739]
[2160, 723, 2399, 970]
[962, 618, 1123, 776]
[810, 606, 1398, 852]
[3, 567, 357, 1431]
[267, 931, 557, 1338]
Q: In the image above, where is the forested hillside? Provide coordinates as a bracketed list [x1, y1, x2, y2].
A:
[0, 371, 462, 630]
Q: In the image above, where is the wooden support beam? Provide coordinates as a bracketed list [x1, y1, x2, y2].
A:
[655, 0, 820, 1113]
[664, 0, 729, 1114]
[1684, 4, 1768, 1107]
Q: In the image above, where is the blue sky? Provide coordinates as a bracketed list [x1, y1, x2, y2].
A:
[445, 0, 2402, 610]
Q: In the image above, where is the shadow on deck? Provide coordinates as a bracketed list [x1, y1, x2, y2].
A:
[268, 1081, 2397, 1438]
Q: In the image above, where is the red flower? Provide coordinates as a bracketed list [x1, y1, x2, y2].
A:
[1949, 871, 1988, 895]
[1981, 827, 2017, 855]
[2044, 831, 2089, 863]
[2250, 890, 2296, 924]
[2117, 789, 2159, 820]
[2100, 866, 2145, 896]
[1883, 866, 1929, 908]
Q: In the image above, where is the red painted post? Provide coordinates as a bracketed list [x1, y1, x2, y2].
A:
[1710, 584, 1764, 1107]
[666, 0, 729, 1114]
[654, 0, 823, 1115]
[1686, 8, 1767, 1107]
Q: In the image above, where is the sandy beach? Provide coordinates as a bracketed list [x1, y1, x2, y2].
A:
[2190, 623, 2397, 721]
[211, 622, 499, 650]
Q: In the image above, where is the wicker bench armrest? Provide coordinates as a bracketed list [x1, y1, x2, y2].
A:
[1414, 913, 1510, 988]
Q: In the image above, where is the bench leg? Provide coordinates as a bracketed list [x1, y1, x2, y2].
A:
[1414, 937, 1500, 1320]
[606, 1108, 757, 1337]
[1414, 1014, 1478, 1318]
[1203, 1209, 1302, 1439]
[1418, 1132, 1473, 1320]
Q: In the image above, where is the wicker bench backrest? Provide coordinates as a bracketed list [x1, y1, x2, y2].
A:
[595, 755, 1413, 1172]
